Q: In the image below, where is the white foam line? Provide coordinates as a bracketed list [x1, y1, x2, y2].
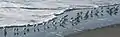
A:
[0, 14, 57, 27]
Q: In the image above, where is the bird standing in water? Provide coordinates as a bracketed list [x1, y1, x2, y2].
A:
[84, 11, 89, 20]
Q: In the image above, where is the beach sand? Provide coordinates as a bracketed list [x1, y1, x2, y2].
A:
[65, 24, 120, 37]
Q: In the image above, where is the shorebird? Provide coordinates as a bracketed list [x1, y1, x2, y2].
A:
[3, 28, 7, 37]
[90, 10, 93, 17]
[84, 11, 89, 20]
[59, 24, 66, 28]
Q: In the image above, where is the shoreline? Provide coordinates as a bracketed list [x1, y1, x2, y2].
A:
[0, 3, 120, 37]
[0, 3, 120, 29]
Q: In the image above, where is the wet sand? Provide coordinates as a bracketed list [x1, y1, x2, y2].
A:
[65, 24, 120, 37]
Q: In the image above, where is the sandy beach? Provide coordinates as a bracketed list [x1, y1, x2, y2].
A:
[65, 24, 120, 37]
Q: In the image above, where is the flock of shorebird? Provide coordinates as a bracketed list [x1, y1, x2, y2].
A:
[1, 4, 120, 37]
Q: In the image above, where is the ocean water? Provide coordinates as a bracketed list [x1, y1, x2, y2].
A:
[0, 0, 120, 37]
[0, 0, 120, 27]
